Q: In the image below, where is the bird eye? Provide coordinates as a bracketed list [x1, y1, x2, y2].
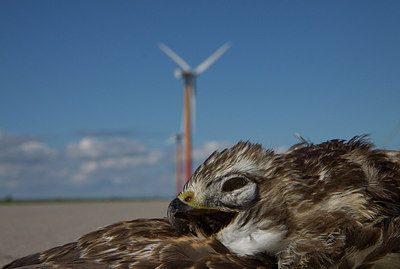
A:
[222, 177, 248, 192]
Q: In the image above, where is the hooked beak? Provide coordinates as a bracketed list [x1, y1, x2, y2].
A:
[167, 196, 237, 236]
[167, 197, 194, 235]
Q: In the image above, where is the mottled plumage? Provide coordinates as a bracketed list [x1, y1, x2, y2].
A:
[4, 218, 275, 269]
[169, 136, 400, 268]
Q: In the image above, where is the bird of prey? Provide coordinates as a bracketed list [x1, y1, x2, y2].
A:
[4, 136, 400, 268]
[168, 136, 400, 268]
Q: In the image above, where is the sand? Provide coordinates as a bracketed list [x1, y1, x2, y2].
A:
[0, 200, 170, 266]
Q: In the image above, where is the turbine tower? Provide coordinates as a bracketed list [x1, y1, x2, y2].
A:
[172, 134, 182, 195]
[160, 42, 231, 182]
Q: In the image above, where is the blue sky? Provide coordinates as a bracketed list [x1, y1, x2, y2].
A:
[1, 1, 399, 199]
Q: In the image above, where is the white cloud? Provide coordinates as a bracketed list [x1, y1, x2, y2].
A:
[19, 141, 56, 155]
[0, 131, 176, 198]
[192, 141, 231, 163]
[81, 161, 98, 173]
[66, 137, 147, 159]
[0, 131, 59, 191]
[0, 131, 55, 162]
[65, 137, 167, 185]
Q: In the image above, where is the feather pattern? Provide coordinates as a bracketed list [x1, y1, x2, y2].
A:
[3, 219, 275, 269]
[174, 136, 400, 268]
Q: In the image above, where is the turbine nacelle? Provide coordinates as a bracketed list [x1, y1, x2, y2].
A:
[174, 69, 196, 79]
[174, 68, 183, 79]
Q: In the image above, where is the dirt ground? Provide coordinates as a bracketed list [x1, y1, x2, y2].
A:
[0, 200, 170, 266]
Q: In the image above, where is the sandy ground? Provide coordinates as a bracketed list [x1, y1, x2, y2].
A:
[0, 200, 170, 266]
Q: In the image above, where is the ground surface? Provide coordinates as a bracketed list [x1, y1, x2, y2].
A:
[0, 200, 170, 266]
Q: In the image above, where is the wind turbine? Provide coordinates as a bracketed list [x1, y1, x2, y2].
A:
[159, 42, 231, 182]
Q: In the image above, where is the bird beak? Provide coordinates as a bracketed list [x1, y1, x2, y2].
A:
[167, 195, 237, 237]
[167, 197, 194, 234]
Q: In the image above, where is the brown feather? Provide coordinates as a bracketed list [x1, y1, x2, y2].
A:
[176, 137, 400, 268]
[3, 218, 275, 269]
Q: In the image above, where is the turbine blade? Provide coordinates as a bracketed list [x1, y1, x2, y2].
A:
[159, 43, 191, 71]
[194, 42, 231, 75]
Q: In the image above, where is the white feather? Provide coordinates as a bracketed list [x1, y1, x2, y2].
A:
[217, 220, 287, 256]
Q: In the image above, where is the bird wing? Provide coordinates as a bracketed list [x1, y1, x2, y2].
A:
[3, 218, 275, 269]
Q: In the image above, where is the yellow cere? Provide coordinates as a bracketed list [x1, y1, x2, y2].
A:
[178, 191, 196, 205]
[178, 191, 225, 211]
[178, 191, 212, 209]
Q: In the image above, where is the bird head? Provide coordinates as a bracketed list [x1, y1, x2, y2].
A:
[167, 142, 280, 244]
